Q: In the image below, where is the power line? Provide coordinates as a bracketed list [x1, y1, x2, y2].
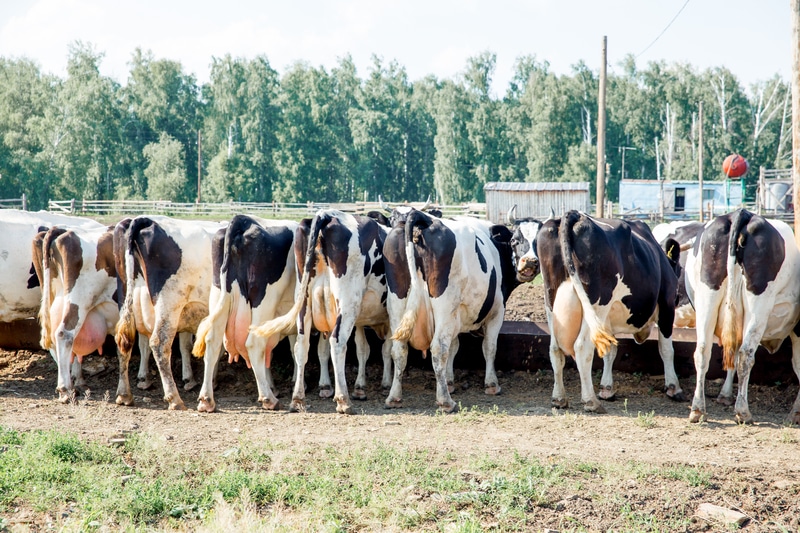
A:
[636, 0, 692, 59]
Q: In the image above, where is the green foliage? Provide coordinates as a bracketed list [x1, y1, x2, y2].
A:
[0, 43, 790, 207]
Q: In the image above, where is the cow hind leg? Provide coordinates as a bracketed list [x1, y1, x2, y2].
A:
[431, 335, 457, 413]
[196, 343, 222, 413]
[381, 338, 392, 391]
[385, 340, 408, 408]
[136, 334, 153, 390]
[289, 332, 311, 412]
[447, 337, 459, 394]
[715, 369, 736, 406]
[598, 345, 617, 400]
[115, 344, 135, 407]
[150, 325, 186, 411]
[482, 312, 503, 396]
[351, 327, 369, 401]
[178, 332, 197, 391]
[317, 335, 333, 399]
[575, 331, 604, 413]
[71, 359, 87, 392]
[734, 345, 756, 425]
[657, 331, 685, 402]
[246, 333, 280, 411]
[330, 317, 356, 415]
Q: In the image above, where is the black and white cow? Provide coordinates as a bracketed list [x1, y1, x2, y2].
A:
[114, 215, 224, 410]
[652, 220, 705, 328]
[509, 209, 684, 412]
[384, 208, 518, 412]
[685, 209, 800, 424]
[192, 214, 298, 412]
[251, 210, 391, 414]
[32, 225, 119, 401]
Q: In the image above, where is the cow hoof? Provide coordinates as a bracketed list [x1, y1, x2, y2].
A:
[484, 384, 502, 396]
[735, 411, 753, 425]
[583, 401, 606, 414]
[384, 398, 403, 409]
[551, 398, 569, 409]
[598, 386, 616, 401]
[167, 399, 187, 411]
[715, 394, 734, 406]
[115, 394, 134, 406]
[665, 385, 686, 402]
[259, 398, 281, 411]
[289, 399, 306, 413]
[688, 409, 705, 423]
[319, 385, 334, 399]
[137, 379, 153, 390]
[438, 401, 458, 414]
[337, 403, 354, 415]
[197, 398, 216, 413]
[183, 379, 198, 392]
[351, 388, 367, 401]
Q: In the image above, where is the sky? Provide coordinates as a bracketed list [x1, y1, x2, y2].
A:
[0, 0, 792, 96]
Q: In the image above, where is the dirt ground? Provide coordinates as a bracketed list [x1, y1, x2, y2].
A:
[2, 285, 800, 531]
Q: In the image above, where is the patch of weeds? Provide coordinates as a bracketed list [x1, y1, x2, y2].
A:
[661, 464, 712, 488]
[779, 427, 797, 444]
[635, 410, 657, 429]
[452, 403, 507, 423]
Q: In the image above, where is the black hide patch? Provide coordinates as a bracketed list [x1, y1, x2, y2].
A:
[384, 224, 410, 299]
[405, 210, 456, 299]
[211, 227, 226, 289]
[222, 215, 293, 308]
[319, 216, 352, 279]
[128, 218, 182, 305]
[474, 267, 497, 325]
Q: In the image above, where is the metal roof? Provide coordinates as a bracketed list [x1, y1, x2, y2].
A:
[483, 181, 590, 192]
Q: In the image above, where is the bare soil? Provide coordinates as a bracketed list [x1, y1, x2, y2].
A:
[2, 288, 800, 531]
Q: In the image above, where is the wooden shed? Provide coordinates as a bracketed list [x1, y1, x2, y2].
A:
[483, 182, 591, 224]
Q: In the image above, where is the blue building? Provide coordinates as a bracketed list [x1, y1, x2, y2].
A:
[619, 179, 744, 217]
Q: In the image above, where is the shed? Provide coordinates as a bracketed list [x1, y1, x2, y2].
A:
[483, 182, 591, 224]
[619, 179, 743, 216]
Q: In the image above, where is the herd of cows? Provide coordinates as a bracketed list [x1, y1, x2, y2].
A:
[1, 204, 799, 425]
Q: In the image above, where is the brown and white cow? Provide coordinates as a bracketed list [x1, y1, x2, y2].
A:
[383, 208, 519, 412]
[192, 214, 298, 412]
[114, 215, 224, 410]
[32, 225, 119, 401]
[509, 209, 684, 412]
[252, 210, 391, 414]
[685, 209, 800, 424]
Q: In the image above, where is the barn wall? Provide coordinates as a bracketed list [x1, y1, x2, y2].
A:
[486, 189, 591, 223]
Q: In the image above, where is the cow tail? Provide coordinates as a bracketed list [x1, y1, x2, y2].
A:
[251, 214, 324, 339]
[37, 230, 58, 350]
[193, 219, 250, 358]
[393, 214, 426, 343]
[115, 220, 145, 355]
[720, 210, 748, 371]
[560, 211, 618, 358]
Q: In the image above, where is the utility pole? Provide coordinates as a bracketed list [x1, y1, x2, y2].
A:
[596, 36, 608, 218]
[698, 101, 704, 222]
[793, 0, 800, 247]
[197, 130, 202, 204]
[617, 145, 636, 181]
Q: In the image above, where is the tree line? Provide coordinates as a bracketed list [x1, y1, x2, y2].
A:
[0, 42, 791, 210]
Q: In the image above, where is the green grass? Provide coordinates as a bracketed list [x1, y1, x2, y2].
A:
[0, 426, 715, 531]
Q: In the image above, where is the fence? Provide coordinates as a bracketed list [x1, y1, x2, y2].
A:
[0, 194, 27, 210]
[48, 199, 488, 220]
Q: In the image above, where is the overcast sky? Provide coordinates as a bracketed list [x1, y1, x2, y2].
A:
[0, 0, 791, 95]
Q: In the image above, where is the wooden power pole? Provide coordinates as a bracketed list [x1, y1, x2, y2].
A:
[793, 0, 800, 247]
[698, 101, 704, 222]
[596, 36, 608, 218]
[197, 130, 202, 204]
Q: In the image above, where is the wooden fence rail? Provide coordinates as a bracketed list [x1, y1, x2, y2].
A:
[48, 199, 488, 220]
[0, 194, 27, 210]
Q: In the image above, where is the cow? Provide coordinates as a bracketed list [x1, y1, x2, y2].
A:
[685, 209, 800, 424]
[1, 209, 103, 324]
[508, 208, 685, 412]
[1, 210, 104, 391]
[114, 215, 224, 410]
[31, 225, 119, 401]
[652, 220, 705, 328]
[191, 214, 299, 412]
[251, 210, 392, 414]
[383, 207, 519, 412]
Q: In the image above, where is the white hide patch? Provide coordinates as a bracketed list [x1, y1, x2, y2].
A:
[518, 221, 542, 261]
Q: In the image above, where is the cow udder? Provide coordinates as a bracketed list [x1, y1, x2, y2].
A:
[551, 280, 582, 357]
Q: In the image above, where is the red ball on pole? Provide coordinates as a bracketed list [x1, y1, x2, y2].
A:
[722, 154, 749, 178]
